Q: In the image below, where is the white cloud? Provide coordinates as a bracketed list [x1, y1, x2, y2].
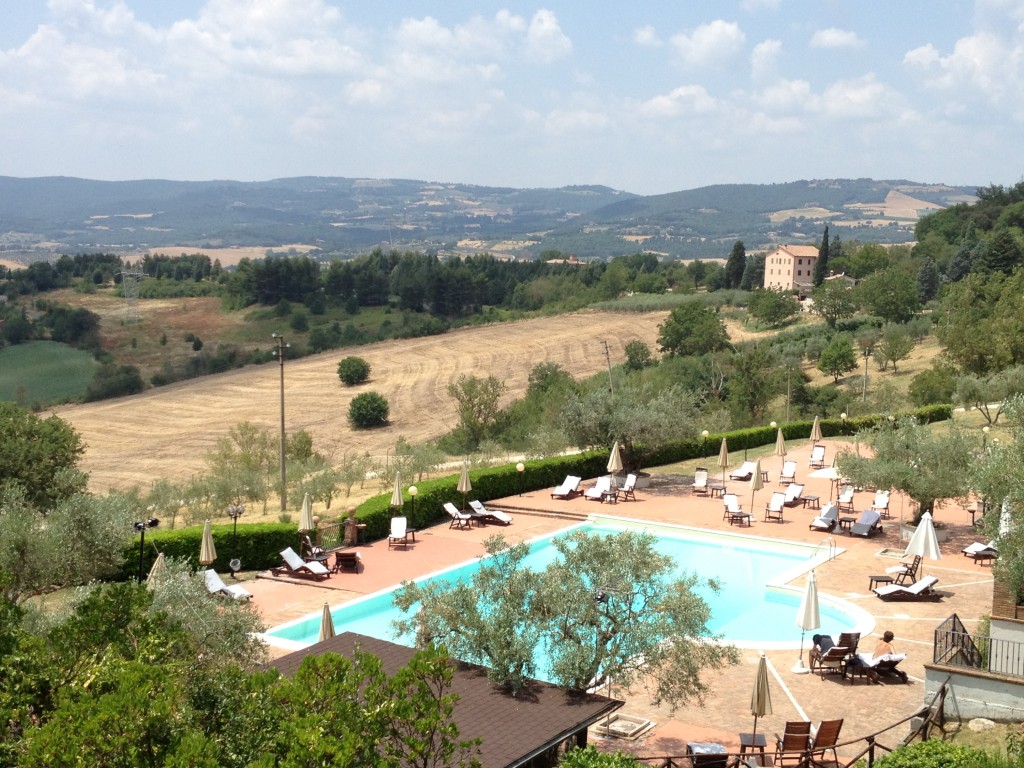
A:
[526, 10, 572, 63]
[633, 25, 661, 48]
[817, 74, 900, 119]
[670, 20, 746, 67]
[544, 107, 608, 134]
[640, 84, 720, 117]
[809, 28, 865, 50]
[750, 38, 781, 78]
[904, 32, 1020, 103]
[752, 78, 812, 111]
[741, 0, 781, 10]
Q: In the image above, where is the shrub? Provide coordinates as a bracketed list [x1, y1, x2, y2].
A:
[338, 356, 371, 386]
[560, 746, 640, 767]
[349, 391, 389, 428]
[874, 739, 989, 768]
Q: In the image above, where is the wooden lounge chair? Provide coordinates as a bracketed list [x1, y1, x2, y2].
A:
[871, 654, 910, 683]
[836, 485, 855, 513]
[764, 491, 786, 523]
[203, 569, 252, 600]
[332, 550, 361, 573]
[388, 516, 417, 547]
[885, 555, 921, 586]
[809, 503, 839, 532]
[729, 460, 758, 481]
[873, 575, 940, 601]
[692, 468, 709, 496]
[619, 473, 638, 501]
[809, 633, 859, 679]
[442, 502, 473, 529]
[962, 541, 998, 564]
[809, 444, 826, 469]
[871, 490, 891, 518]
[849, 509, 882, 537]
[272, 547, 331, 581]
[779, 460, 797, 485]
[722, 493, 751, 526]
[774, 721, 812, 767]
[584, 476, 613, 502]
[783, 483, 804, 507]
[468, 499, 513, 525]
[551, 475, 582, 499]
[809, 719, 844, 765]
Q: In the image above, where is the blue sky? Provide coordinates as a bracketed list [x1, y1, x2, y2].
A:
[1, 0, 1021, 194]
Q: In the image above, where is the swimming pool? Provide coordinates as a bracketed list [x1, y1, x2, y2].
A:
[263, 514, 872, 653]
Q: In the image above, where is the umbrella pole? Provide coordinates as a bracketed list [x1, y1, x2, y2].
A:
[791, 629, 809, 674]
[752, 714, 758, 738]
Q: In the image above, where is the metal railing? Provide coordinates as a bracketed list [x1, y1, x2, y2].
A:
[933, 612, 1024, 678]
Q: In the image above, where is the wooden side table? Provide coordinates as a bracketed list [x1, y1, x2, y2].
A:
[739, 732, 767, 761]
[869, 574, 893, 591]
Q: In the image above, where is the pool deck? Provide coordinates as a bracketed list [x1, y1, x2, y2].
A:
[243, 439, 995, 763]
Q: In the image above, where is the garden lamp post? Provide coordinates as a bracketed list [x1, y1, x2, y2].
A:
[983, 426, 990, 451]
[701, 430, 709, 462]
[272, 333, 290, 513]
[226, 502, 245, 578]
[861, 347, 872, 402]
[516, 462, 525, 496]
[409, 485, 417, 518]
[134, 517, 160, 583]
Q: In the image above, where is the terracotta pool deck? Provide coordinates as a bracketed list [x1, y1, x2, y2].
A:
[244, 439, 995, 763]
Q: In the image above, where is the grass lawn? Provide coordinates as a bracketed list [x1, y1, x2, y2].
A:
[0, 341, 97, 405]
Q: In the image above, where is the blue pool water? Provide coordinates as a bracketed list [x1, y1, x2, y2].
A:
[264, 517, 869, 653]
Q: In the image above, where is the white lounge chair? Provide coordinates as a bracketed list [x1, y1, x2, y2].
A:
[764, 491, 786, 522]
[837, 484, 855, 512]
[203, 569, 252, 600]
[885, 555, 921, 585]
[442, 502, 473, 529]
[585, 476, 613, 502]
[692, 468, 709, 496]
[723, 493, 750, 526]
[779, 460, 797, 485]
[388, 516, 417, 547]
[272, 547, 331, 580]
[871, 490, 891, 518]
[809, 444, 826, 469]
[849, 509, 882, 537]
[551, 475, 582, 499]
[729, 460, 758, 481]
[619, 473, 638, 501]
[783, 483, 804, 507]
[809, 503, 839, 532]
[468, 499, 513, 525]
[962, 540, 998, 564]
[873, 575, 939, 601]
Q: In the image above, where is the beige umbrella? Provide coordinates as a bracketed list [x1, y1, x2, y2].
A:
[774, 428, 787, 478]
[389, 472, 403, 509]
[318, 602, 336, 642]
[750, 652, 773, 737]
[810, 415, 823, 444]
[718, 438, 730, 485]
[749, 459, 764, 511]
[145, 551, 167, 591]
[792, 570, 819, 674]
[199, 519, 217, 566]
[904, 511, 942, 578]
[298, 492, 315, 533]
[457, 461, 472, 511]
[607, 441, 624, 489]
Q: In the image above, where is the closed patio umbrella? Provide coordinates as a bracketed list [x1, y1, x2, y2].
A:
[792, 570, 819, 674]
[749, 459, 763, 511]
[199, 519, 217, 566]
[298, 492, 315, 533]
[389, 472, 403, 509]
[457, 461, 472, 511]
[607, 441, 624, 489]
[904, 511, 942, 577]
[810, 415, 823, 444]
[774, 428, 787, 478]
[145, 551, 167, 591]
[318, 602, 336, 642]
[718, 438, 730, 485]
[750, 652, 773, 738]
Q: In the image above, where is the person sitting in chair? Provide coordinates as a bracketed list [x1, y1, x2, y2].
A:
[874, 630, 897, 658]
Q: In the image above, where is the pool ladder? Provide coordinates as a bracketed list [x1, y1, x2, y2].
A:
[809, 536, 837, 562]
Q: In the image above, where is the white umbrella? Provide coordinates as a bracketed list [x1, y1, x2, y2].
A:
[389, 472, 403, 509]
[904, 511, 942, 576]
[199, 519, 217, 566]
[809, 465, 842, 497]
[145, 551, 167, 591]
[749, 459, 763, 511]
[318, 602, 336, 642]
[457, 462, 472, 510]
[774, 428, 787, 479]
[791, 570, 820, 674]
[810, 415, 823, 444]
[718, 438, 730, 485]
[750, 652, 773, 737]
[298, 492, 315, 533]
[607, 441, 624, 489]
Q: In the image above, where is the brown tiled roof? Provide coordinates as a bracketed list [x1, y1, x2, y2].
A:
[267, 632, 622, 768]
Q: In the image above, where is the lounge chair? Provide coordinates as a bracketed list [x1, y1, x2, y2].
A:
[871, 490, 891, 518]
[809, 632, 859, 679]
[809, 503, 839, 532]
[551, 475, 582, 499]
[962, 541, 998, 564]
[809, 719, 844, 765]
[779, 460, 797, 485]
[468, 499, 513, 525]
[885, 555, 922, 586]
[271, 547, 331, 581]
[332, 550, 361, 573]
[809, 444, 826, 469]
[692, 468, 709, 496]
[836, 485, 855, 513]
[722, 493, 750, 526]
[774, 721, 812, 767]
[619, 473, 638, 501]
[764, 492, 786, 523]
[203, 569, 252, 600]
[783, 483, 805, 507]
[729, 460, 758, 481]
[873, 574, 940, 601]
[300, 534, 331, 568]
[849, 509, 882, 537]
[442, 502, 473, 529]
[872, 654, 910, 683]
[388, 516, 417, 546]
[585, 476, 613, 502]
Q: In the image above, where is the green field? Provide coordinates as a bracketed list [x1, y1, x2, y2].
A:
[0, 341, 98, 406]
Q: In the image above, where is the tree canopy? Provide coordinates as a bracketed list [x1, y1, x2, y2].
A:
[657, 303, 730, 358]
[0, 404, 86, 509]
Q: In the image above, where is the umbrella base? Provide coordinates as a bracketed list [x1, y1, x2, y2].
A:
[791, 659, 810, 674]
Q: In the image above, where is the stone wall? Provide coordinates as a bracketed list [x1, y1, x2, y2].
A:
[925, 665, 1024, 721]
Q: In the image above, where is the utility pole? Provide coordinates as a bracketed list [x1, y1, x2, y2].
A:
[862, 347, 871, 403]
[602, 340, 614, 395]
[273, 333, 290, 512]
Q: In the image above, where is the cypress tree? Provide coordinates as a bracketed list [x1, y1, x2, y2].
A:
[813, 225, 830, 286]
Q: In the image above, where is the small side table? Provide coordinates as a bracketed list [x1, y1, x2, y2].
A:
[739, 732, 767, 761]
[869, 574, 893, 591]
[760, 470, 769, 482]
[802, 495, 820, 509]
[709, 485, 726, 498]
[839, 516, 856, 534]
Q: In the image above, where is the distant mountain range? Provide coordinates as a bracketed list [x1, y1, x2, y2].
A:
[0, 176, 978, 262]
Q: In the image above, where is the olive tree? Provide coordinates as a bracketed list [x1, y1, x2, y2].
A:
[447, 374, 507, 448]
[0, 403, 86, 509]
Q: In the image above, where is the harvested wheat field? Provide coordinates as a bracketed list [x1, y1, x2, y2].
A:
[55, 310, 668, 494]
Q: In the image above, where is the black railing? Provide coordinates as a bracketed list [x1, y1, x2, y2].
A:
[933, 612, 1024, 678]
